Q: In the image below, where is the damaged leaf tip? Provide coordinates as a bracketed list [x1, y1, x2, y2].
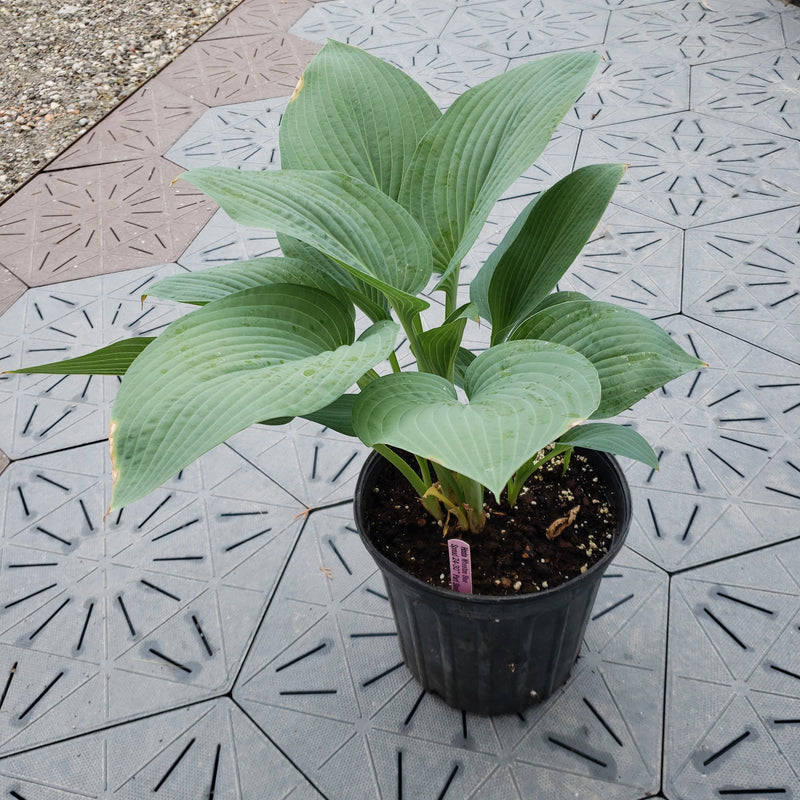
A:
[289, 74, 304, 102]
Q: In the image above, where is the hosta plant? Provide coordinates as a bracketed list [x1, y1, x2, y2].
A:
[15, 41, 704, 535]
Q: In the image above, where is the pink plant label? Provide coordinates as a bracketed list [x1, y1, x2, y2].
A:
[448, 539, 473, 594]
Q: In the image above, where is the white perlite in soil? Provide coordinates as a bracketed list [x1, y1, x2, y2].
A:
[0, 0, 243, 203]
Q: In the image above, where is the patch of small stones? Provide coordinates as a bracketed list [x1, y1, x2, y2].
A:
[0, 0, 244, 202]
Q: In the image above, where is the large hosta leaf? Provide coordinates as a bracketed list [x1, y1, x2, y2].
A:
[352, 340, 601, 498]
[398, 51, 600, 284]
[182, 168, 432, 317]
[473, 163, 625, 341]
[510, 295, 706, 417]
[146, 256, 352, 309]
[280, 39, 440, 200]
[109, 285, 398, 509]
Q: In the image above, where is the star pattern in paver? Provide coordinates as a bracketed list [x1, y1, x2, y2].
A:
[567, 47, 689, 128]
[621, 316, 800, 571]
[50, 83, 206, 170]
[157, 33, 319, 105]
[166, 97, 289, 171]
[290, 0, 453, 49]
[0, 442, 304, 755]
[177, 208, 282, 271]
[0, 159, 215, 286]
[666, 540, 800, 800]
[691, 50, 800, 139]
[0, 698, 323, 798]
[607, 0, 785, 65]
[0, 265, 189, 459]
[560, 204, 683, 317]
[367, 38, 509, 109]
[578, 112, 800, 227]
[441, 0, 609, 59]
[683, 207, 800, 362]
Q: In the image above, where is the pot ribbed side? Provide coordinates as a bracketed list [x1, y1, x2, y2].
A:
[354, 449, 631, 715]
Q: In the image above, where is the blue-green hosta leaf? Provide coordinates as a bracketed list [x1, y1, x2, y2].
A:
[557, 422, 658, 469]
[257, 393, 360, 436]
[398, 51, 600, 284]
[530, 291, 589, 312]
[352, 340, 601, 499]
[278, 234, 392, 321]
[470, 192, 544, 325]
[510, 296, 706, 417]
[280, 39, 440, 200]
[9, 338, 154, 375]
[416, 302, 479, 381]
[453, 346, 477, 390]
[475, 164, 625, 340]
[146, 256, 352, 309]
[182, 168, 432, 317]
[302, 394, 358, 437]
[109, 286, 399, 509]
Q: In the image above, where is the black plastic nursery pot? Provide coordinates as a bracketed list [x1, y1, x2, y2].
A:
[354, 448, 632, 716]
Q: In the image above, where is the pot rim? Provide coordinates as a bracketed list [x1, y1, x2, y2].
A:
[353, 447, 632, 606]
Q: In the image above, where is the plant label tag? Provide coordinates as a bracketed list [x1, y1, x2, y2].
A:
[448, 539, 472, 594]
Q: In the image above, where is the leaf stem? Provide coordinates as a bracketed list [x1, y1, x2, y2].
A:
[398, 309, 433, 374]
[372, 444, 425, 494]
[506, 445, 572, 506]
[415, 455, 432, 486]
[432, 465, 485, 533]
[357, 369, 380, 388]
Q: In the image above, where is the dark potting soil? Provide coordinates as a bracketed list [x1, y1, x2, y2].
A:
[362, 452, 617, 597]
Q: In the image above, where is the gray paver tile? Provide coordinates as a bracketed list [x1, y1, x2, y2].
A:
[566, 46, 690, 129]
[577, 112, 800, 228]
[177, 208, 281, 269]
[367, 37, 509, 109]
[0, 451, 8, 477]
[0, 265, 189, 459]
[0, 266, 26, 318]
[683, 207, 800, 363]
[290, 0, 455, 49]
[0, 442, 304, 755]
[690, 49, 800, 139]
[620, 315, 800, 572]
[235, 506, 667, 800]
[48, 83, 206, 171]
[0, 159, 216, 286]
[782, 5, 800, 47]
[665, 539, 800, 800]
[201, 0, 314, 41]
[226, 420, 371, 508]
[558, 204, 683, 317]
[156, 32, 319, 106]
[440, 0, 609, 59]
[579, 0, 665, 7]
[165, 96, 289, 171]
[0, 698, 323, 798]
[607, 0, 786, 66]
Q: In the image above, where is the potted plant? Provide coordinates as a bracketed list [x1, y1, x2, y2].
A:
[13, 41, 704, 714]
